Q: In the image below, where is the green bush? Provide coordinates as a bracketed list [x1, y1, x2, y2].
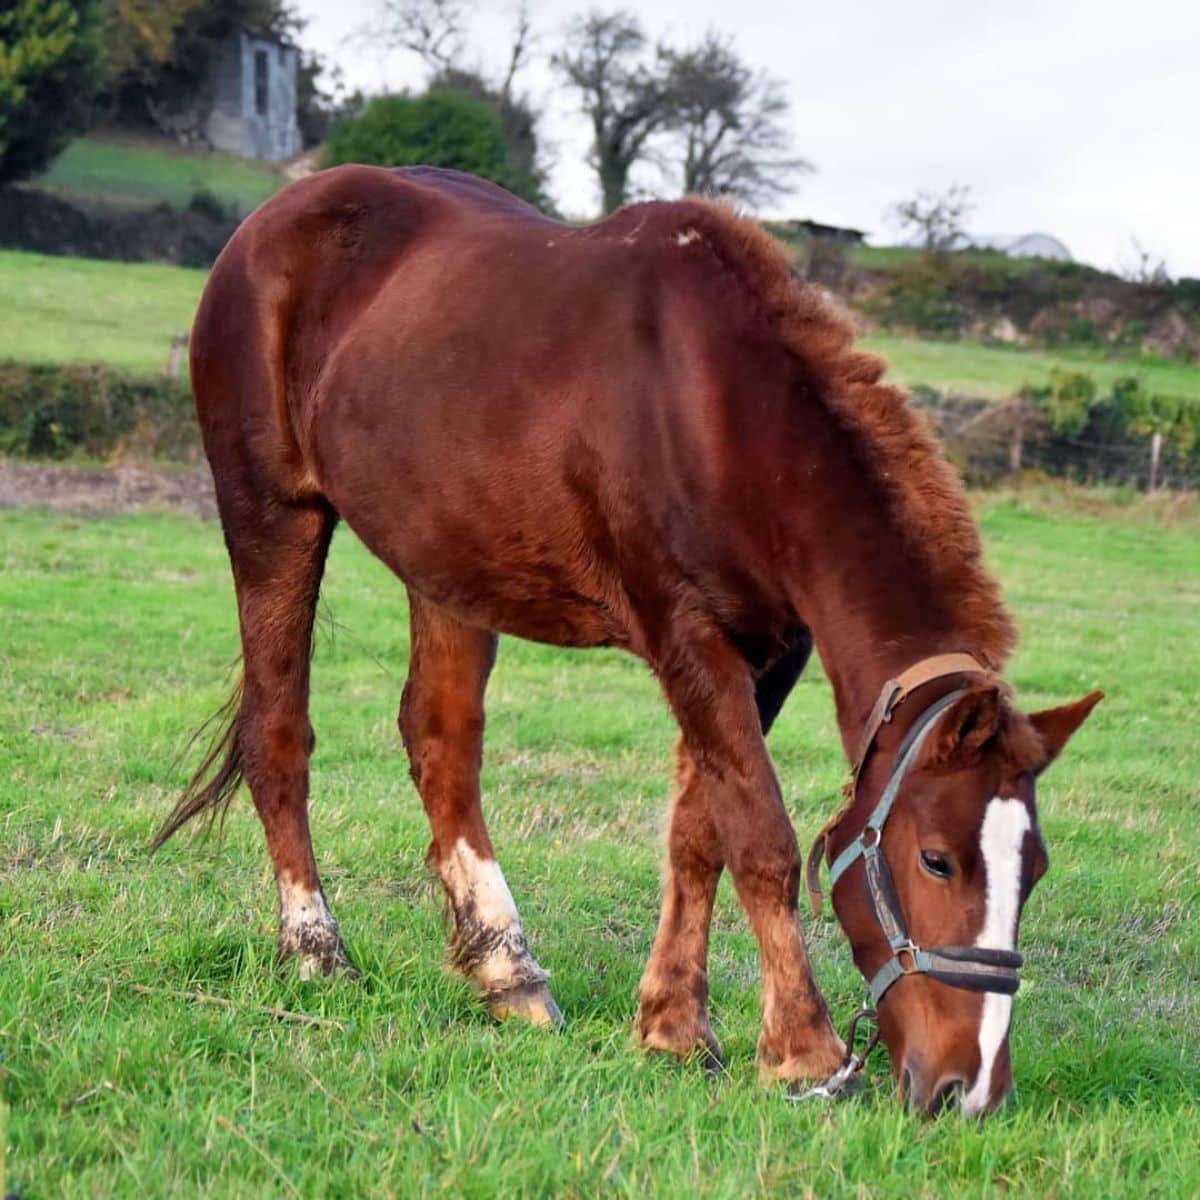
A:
[0, 362, 199, 460]
[0, 0, 101, 184]
[865, 258, 965, 335]
[322, 89, 542, 205]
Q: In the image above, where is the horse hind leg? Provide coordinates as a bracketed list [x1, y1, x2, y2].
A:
[399, 593, 560, 1027]
[155, 490, 354, 980]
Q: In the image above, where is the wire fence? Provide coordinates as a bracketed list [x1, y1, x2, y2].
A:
[911, 390, 1200, 490]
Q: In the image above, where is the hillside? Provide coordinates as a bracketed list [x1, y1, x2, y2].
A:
[29, 134, 285, 218]
[769, 225, 1200, 362]
[3, 250, 1200, 406]
[1, 135, 287, 268]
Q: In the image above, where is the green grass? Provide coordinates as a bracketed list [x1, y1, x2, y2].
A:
[863, 332, 1200, 402]
[2, 243, 1199, 403]
[0, 251, 205, 373]
[2, 495, 1197, 1196]
[33, 135, 285, 217]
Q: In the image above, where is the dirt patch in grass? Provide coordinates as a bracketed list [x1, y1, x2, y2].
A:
[0, 460, 215, 517]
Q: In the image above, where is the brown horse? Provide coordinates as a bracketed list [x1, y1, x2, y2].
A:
[155, 165, 1100, 1115]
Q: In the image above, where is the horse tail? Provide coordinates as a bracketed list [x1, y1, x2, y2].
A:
[151, 673, 245, 851]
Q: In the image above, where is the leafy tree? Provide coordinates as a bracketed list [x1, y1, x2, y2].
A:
[1113, 376, 1196, 455]
[0, 0, 101, 185]
[97, 0, 202, 94]
[1042, 369, 1096, 435]
[100, 0, 300, 135]
[554, 10, 672, 213]
[660, 32, 808, 205]
[322, 89, 541, 205]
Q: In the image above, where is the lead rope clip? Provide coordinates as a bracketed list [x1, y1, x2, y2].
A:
[786, 1005, 880, 1104]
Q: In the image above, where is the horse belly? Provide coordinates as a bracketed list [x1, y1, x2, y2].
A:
[315, 417, 627, 650]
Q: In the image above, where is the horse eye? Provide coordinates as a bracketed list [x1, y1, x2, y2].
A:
[919, 850, 954, 880]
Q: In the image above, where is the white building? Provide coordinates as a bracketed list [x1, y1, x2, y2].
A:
[203, 30, 300, 161]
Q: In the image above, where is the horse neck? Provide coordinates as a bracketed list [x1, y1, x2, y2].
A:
[776, 424, 980, 764]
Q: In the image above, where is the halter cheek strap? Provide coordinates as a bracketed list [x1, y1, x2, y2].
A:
[805, 652, 987, 915]
[808, 655, 1025, 1007]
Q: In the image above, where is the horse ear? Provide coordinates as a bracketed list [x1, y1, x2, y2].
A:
[1028, 691, 1104, 774]
[925, 684, 1003, 765]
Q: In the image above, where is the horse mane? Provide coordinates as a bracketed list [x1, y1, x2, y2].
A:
[674, 199, 1017, 669]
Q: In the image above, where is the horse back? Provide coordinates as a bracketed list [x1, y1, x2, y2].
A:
[191, 166, 794, 657]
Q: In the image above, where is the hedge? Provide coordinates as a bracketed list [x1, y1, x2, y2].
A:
[0, 363, 200, 461]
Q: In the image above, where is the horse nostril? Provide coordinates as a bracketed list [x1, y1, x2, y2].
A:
[931, 1078, 964, 1116]
[902, 1067, 914, 1103]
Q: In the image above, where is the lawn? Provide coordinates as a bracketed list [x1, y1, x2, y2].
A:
[33, 135, 286, 218]
[0, 251, 205, 374]
[1, 494, 1197, 1196]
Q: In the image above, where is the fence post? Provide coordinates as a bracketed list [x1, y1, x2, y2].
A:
[1008, 399, 1024, 474]
[1148, 431, 1163, 492]
[165, 332, 188, 378]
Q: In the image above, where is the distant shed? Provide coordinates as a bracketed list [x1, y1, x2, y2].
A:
[204, 30, 299, 161]
[773, 218, 867, 246]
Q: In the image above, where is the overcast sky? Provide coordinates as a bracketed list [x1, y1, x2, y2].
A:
[293, 0, 1199, 276]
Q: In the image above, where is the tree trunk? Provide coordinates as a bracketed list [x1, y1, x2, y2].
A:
[599, 157, 628, 214]
[1148, 431, 1163, 492]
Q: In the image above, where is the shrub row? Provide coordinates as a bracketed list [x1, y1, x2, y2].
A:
[0, 362, 200, 461]
[0, 187, 237, 268]
[2, 361, 1194, 490]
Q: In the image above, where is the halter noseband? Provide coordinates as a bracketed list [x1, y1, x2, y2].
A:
[806, 654, 1024, 1007]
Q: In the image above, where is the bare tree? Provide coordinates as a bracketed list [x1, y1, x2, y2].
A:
[375, 0, 466, 71]
[660, 33, 810, 206]
[892, 184, 973, 254]
[368, 0, 548, 204]
[1121, 236, 1170, 286]
[499, 0, 534, 103]
[553, 10, 673, 213]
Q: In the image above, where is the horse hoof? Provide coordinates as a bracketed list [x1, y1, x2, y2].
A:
[488, 982, 565, 1030]
[296, 953, 360, 982]
[638, 1024, 724, 1072]
[284, 939, 360, 982]
[757, 1045, 846, 1088]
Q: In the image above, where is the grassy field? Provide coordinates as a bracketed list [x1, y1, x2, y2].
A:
[0, 251, 205, 374]
[33, 135, 286, 217]
[863, 332, 1200, 402]
[4, 247, 1199, 404]
[1, 493, 1197, 1196]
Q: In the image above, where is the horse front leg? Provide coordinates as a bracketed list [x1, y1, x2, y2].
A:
[399, 593, 561, 1028]
[653, 626, 844, 1083]
[637, 743, 724, 1067]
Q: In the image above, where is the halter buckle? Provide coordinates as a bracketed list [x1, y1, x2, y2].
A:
[895, 941, 922, 974]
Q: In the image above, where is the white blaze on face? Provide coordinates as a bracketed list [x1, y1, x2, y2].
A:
[963, 796, 1030, 1116]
